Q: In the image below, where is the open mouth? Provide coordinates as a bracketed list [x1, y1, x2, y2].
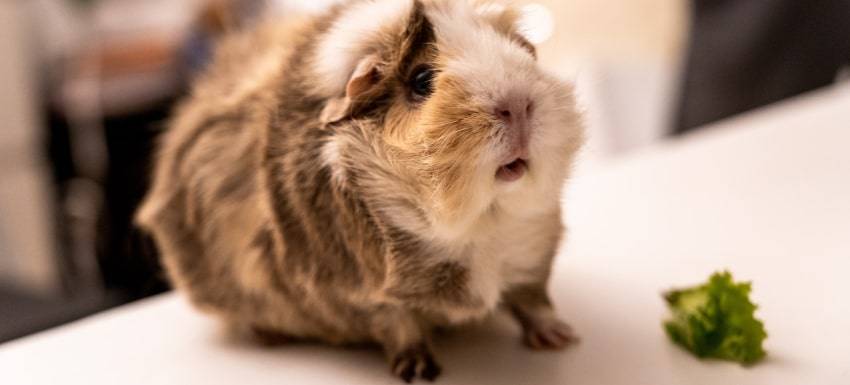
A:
[496, 158, 528, 182]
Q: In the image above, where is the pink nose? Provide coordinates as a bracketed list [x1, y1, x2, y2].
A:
[495, 98, 532, 127]
[495, 97, 533, 156]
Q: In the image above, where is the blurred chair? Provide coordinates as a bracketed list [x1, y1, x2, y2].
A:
[675, 0, 850, 133]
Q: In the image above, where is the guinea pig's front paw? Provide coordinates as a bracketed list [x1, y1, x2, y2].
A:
[390, 343, 442, 383]
[522, 316, 579, 350]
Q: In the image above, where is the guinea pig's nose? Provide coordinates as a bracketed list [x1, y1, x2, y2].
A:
[494, 97, 533, 156]
[494, 98, 532, 129]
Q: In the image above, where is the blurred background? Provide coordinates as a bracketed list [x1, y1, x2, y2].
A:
[0, 0, 848, 343]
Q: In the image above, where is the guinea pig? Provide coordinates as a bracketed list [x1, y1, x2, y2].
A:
[136, 0, 584, 382]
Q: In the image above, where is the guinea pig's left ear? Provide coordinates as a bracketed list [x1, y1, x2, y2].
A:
[320, 55, 382, 124]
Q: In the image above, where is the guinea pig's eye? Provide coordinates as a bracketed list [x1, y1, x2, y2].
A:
[409, 66, 435, 99]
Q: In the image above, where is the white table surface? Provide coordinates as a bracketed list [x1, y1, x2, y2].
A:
[2, 84, 850, 384]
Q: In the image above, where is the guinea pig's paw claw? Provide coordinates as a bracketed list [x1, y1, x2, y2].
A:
[391, 343, 442, 382]
[523, 318, 579, 350]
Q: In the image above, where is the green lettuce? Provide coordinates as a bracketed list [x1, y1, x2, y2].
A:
[662, 271, 767, 364]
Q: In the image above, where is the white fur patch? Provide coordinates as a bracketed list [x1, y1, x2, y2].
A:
[311, 0, 414, 97]
[438, 209, 562, 325]
[320, 137, 347, 186]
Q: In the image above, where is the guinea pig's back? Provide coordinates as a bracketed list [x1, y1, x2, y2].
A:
[135, 20, 304, 310]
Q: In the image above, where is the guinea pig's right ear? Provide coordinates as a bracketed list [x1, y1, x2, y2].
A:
[320, 55, 382, 125]
[475, 2, 537, 59]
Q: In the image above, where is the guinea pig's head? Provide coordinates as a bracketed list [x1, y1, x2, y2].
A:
[314, 0, 583, 239]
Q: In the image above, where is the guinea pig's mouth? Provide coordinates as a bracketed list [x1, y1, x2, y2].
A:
[496, 158, 528, 182]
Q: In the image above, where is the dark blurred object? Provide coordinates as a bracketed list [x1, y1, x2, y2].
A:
[675, 0, 850, 133]
[94, 100, 173, 300]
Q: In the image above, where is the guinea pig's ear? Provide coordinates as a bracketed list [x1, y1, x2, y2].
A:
[511, 32, 537, 59]
[320, 55, 382, 124]
[475, 2, 537, 59]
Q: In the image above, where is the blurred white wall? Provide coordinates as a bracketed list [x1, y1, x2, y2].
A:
[0, 0, 60, 295]
[529, 0, 689, 166]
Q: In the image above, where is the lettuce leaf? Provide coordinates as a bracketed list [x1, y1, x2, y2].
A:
[663, 271, 767, 364]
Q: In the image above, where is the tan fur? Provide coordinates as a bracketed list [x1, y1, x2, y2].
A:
[137, 0, 583, 381]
